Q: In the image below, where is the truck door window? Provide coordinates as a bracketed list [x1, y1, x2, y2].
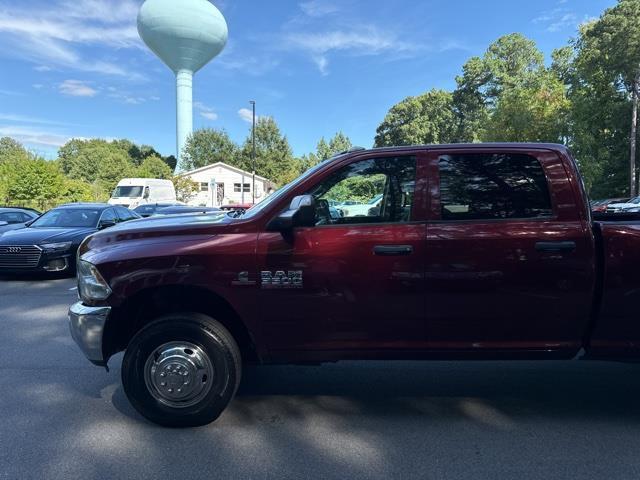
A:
[308, 156, 416, 225]
[439, 153, 552, 221]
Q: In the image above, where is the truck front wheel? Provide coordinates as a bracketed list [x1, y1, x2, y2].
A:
[121, 313, 241, 427]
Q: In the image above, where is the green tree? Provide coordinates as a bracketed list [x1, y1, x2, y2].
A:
[172, 176, 199, 203]
[5, 157, 65, 210]
[375, 89, 457, 147]
[573, 0, 640, 195]
[181, 128, 239, 171]
[453, 57, 491, 142]
[484, 71, 570, 143]
[136, 155, 173, 179]
[567, 36, 631, 196]
[95, 149, 135, 196]
[0, 137, 30, 163]
[482, 33, 545, 100]
[298, 132, 354, 174]
[58, 139, 114, 183]
[239, 117, 297, 186]
[317, 132, 353, 160]
[452, 33, 548, 142]
[60, 178, 94, 204]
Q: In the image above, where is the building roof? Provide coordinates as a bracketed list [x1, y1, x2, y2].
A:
[180, 162, 272, 183]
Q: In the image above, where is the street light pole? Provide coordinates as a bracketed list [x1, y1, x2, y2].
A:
[250, 100, 256, 204]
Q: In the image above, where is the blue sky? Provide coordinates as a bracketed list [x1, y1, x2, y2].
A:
[0, 0, 615, 159]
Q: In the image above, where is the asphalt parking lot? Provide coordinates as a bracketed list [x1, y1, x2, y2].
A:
[1, 276, 640, 480]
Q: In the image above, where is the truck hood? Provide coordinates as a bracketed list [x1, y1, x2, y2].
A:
[82, 212, 237, 255]
[113, 211, 234, 231]
[0, 226, 96, 245]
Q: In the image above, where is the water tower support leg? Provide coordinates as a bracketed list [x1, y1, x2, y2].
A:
[176, 69, 194, 171]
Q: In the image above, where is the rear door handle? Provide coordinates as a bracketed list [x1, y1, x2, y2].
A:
[373, 245, 413, 256]
[535, 241, 576, 253]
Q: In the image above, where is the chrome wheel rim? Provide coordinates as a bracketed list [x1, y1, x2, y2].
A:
[143, 341, 214, 408]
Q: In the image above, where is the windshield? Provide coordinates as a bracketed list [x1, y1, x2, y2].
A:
[30, 208, 100, 228]
[241, 158, 336, 219]
[368, 193, 384, 204]
[113, 186, 143, 198]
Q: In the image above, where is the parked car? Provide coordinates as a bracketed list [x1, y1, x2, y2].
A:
[109, 178, 177, 210]
[591, 198, 630, 213]
[0, 203, 139, 274]
[70, 143, 640, 427]
[152, 205, 221, 216]
[220, 203, 253, 211]
[605, 196, 640, 213]
[133, 203, 183, 218]
[338, 193, 384, 217]
[0, 207, 40, 234]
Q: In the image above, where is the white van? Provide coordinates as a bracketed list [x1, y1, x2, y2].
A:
[108, 178, 177, 209]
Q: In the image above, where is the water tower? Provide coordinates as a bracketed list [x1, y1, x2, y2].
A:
[137, 0, 228, 171]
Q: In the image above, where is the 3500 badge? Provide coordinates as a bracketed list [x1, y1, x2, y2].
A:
[261, 270, 303, 289]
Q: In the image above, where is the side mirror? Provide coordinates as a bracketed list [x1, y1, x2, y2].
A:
[143, 187, 150, 199]
[99, 219, 117, 230]
[0, 221, 8, 227]
[267, 195, 316, 231]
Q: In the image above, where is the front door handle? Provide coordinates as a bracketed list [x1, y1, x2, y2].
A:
[373, 245, 413, 256]
[535, 241, 576, 253]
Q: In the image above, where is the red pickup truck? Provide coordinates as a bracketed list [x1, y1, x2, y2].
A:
[69, 143, 640, 427]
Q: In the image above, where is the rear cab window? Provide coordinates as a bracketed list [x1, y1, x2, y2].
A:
[437, 153, 553, 221]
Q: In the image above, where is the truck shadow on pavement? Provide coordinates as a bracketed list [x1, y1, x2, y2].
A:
[109, 359, 640, 427]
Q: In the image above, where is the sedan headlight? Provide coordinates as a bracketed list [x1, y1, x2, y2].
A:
[40, 241, 72, 253]
[77, 260, 112, 302]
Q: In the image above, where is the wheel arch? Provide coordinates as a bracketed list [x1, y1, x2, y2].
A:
[103, 284, 261, 365]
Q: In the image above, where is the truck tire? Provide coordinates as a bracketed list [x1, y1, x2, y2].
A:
[121, 313, 241, 427]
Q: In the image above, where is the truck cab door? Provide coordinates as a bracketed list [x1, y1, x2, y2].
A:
[424, 148, 595, 356]
[257, 154, 428, 358]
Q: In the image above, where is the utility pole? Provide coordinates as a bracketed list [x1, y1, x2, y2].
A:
[631, 72, 640, 197]
[250, 100, 256, 204]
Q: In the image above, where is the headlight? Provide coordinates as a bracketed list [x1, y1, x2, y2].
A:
[77, 260, 112, 302]
[40, 241, 72, 253]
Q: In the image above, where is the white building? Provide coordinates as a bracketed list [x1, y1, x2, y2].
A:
[180, 162, 275, 207]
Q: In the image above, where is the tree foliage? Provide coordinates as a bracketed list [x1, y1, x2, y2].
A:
[172, 176, 199, 203]
[375, 89, 457, 147]
[181, 128, 239, 171]
[238, 117, 298, 186]
[569, 1, 640, 196]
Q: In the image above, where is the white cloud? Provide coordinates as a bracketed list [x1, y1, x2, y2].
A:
[299, 1, 340, 17]
[0, 113, 69, 126]
[284, 26, 419, 75]
[194, 102, 219, 121]
[314, 56, 329, 76]
[60, 0, 140, 24]
[533, 7, 592, 33]
[0, 125, 71, 148]
[0, 0, 143, 79]
[104, 85, 161, 105]
[238, 108, 254, 123]
[0, 89, 22, 96]
[59, 80, 97, 97]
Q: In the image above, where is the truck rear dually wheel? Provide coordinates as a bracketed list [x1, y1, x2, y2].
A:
[121, 313, 241, 427]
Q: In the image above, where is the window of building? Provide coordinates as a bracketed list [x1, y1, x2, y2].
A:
[234, 183, 251, 193]
[438, 153, 553, 221]
[307, 156, 416, 226]
[200, 182, 209, 192]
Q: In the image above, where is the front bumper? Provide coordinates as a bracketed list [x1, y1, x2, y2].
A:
[68, 302, 111, 366]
